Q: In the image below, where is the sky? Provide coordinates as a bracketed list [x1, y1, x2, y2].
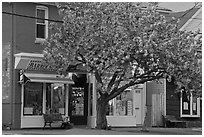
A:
[159, 2, 196, 12]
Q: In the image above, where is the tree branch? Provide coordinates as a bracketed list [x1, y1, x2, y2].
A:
[107, 69, 126, 97]
[105, 71, 164, 102]
[107, 70, 124, 92]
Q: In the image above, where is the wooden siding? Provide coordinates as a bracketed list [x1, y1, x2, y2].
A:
[152, 93, 164, 126]
[146, 79, 165, 127]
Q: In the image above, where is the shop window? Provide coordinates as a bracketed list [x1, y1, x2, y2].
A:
[107, 90, 133, 116]
[24, 82, 43, 115]
[35, 5, 48, 42]
[181, 90, 200, 117]
[46, 83, 66, 115]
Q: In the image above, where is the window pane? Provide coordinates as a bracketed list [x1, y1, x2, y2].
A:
[24, 82, 43, 115]
[37, 9, 45, 23]
[36, 24, 45, 38]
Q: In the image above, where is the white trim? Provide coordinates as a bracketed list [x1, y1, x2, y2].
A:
[20, 83, 24, 128]
[180, 8, 202, 31]
[163, 79, 166, 116]
[65, 84, 69, 117]
[142, 85, 146, 124]
[180, 90, 183, 117]
[181, 115, 200, 118]
[35, 5, 49, 41]
[24, 72, 74, 84]
[15, 53, 43, 58]
[190, 93, 193, 116]
[92, 74, 97, 118]
[43, 83, 46, 114]
[197, 98, 200, 117]
[25, 73, 61, 78]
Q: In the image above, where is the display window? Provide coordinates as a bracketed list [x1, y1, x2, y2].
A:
[24, 82, 43, 115]
[23, 82, 66, 115]
[107, 90, 133, 116]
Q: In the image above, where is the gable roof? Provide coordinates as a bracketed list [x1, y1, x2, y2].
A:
[164, 8, 200, 29]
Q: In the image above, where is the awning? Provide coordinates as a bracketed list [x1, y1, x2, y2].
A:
[24, 73, 74, 84]
[15, 52, 44, 70]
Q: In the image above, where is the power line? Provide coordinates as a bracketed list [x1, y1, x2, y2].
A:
[2, 11, 63, 23]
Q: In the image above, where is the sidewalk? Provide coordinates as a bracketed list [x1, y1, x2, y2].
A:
[2, 126, 202, 135]
[112, 127, 202, 135]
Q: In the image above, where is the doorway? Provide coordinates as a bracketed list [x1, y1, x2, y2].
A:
[134, 89, 142, 125]
[46, 83, 66, 114]
[68, 74, 88, 125]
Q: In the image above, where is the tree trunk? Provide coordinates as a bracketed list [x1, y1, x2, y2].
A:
[96, 93, 108, 129]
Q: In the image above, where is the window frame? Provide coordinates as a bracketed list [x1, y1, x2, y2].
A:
[180, 91, 200, 118]
[35, 5, 48, 43]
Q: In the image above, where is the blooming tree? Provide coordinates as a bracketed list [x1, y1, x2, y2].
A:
[43, 2, 202, 129]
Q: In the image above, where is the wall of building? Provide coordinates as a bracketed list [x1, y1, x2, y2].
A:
[166, 81, 180, 117]
[2, 3, 13, 45]
[12, 70, 22, 129]
[13, 2, 60, 54]
[2, 2, 13, 127]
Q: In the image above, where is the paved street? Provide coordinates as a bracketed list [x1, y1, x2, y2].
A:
[2, 126, 202, 135]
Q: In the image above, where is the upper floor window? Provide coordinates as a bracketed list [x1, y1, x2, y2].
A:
[35, 6, 48, 43]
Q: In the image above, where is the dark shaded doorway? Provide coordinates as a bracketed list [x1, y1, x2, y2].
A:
[69, 74, 88, 125]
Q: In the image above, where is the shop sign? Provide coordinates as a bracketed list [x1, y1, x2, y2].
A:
[27, 60, 55, 71]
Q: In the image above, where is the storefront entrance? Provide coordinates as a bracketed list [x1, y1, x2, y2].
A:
[106, 86, 145, 127]
[68, 74, 88, 125]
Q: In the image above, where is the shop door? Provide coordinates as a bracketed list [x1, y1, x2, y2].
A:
[69, 84, 88, 125]
[46, 83, 66, 115]
[134, 89, 142, 125]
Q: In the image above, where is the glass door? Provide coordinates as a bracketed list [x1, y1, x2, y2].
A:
[70, 87, 84, 116]
[46, 83, 66, 115]
[69, 85, 88, 125]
